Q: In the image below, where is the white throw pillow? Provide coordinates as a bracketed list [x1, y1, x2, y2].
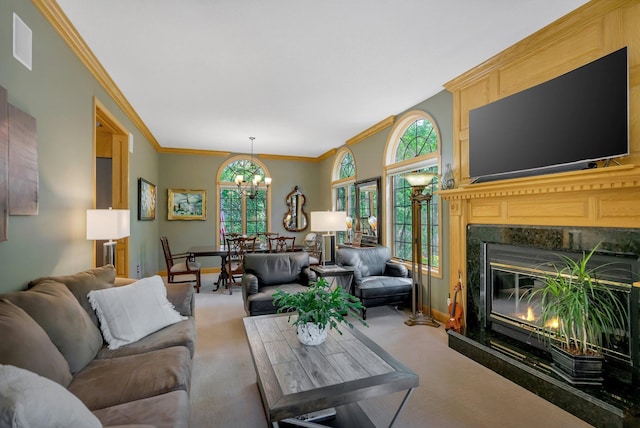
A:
[0, 364, 102, 428]
[88, 275, 186, 350]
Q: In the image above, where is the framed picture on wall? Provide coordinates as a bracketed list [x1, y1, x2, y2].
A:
[168, 189, 207, 220]
[138, 178, 157, 221]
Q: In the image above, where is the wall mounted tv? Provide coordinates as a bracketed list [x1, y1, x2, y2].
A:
[469, 46, 628, 183]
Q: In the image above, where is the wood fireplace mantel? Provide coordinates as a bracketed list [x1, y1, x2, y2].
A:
[440, 164, 640, 202]
[439, 0, 640, 315]
[439, 164, 640, 318]
[440, 164, 640, 228]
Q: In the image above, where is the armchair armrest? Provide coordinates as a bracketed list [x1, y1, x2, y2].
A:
[242, 273, 259, 295]
[171, 252, 193, 262]
[301, 267, 317, 285]
[166, 283, 195, 316]
[384, 261, 408, 278]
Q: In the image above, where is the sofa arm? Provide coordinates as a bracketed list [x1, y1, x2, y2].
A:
[301, 267, 317, 285]
[114, 277, 137, 287]
[385, 261, 408, 278]
[242, 273, 259, 295]
[166, 283, 195, 317]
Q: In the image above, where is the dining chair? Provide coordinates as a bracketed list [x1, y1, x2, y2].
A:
[268, 236, 296, 253]
[160, 236, 202, 293]
[302, 233, 322, 265]
[258, 232, 279, 248]
[226, 236, 257, 294]
[221, 231, 241, 249]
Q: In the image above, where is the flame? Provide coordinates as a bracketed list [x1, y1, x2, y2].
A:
[545, 318, 559, 329]
[518, 307, 536, 322]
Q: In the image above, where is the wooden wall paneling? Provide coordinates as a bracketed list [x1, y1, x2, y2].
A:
[0, 87, 8, 241]
[8, 105, 38, 216]
[441, 0, 640, 313]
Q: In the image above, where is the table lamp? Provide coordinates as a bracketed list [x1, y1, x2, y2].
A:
[310, 211, 347, 265]
[86, 208, 130, 268]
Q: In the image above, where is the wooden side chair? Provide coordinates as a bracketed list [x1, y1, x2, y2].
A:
[258, 232, 279, 248]
[268, 236, 296, 253]
[226, 236, 257, 294]
[302, 233, 322, 265]
[221, 231, 241, 249]
[160, 236, 202, 293]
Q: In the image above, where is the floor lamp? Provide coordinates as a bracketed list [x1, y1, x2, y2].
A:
[86, 208, 130, 268]
[310, 211, 347, 265]
[404, 172, 439, 327]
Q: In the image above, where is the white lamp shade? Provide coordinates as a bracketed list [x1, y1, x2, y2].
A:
[86, 209, 130, 240]
[405, 172, 437, 187]
[311, 211, 347, 232]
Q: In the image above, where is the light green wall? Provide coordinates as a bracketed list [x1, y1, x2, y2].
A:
[157, 153, 324, 270]
[0, 0, 159, 291]
[318, 90, 454, 314]
[0, 0, 453, 313]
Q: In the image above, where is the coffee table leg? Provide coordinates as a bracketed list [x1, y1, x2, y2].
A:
[387, 388, 414, 428]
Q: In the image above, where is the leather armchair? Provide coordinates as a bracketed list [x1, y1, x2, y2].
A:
[336, 246, 412, 319]
[241, 252, 317, 316]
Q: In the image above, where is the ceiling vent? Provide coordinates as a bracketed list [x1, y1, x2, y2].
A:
[13, 13, 32, 71]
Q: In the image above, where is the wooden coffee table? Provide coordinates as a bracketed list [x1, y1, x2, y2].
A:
[243, 313, 418, 427]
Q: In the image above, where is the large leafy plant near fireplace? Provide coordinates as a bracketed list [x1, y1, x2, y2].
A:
[530, 244, 627, 384]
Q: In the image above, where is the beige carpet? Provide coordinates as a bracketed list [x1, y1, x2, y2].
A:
[188, 276, 592, 427]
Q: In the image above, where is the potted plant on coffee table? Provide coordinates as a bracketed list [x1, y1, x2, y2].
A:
[273, 277, 367, 346]
[529, 244, 628, 385]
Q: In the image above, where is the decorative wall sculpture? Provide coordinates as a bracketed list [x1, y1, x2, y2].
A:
[0, 84, 40, 243]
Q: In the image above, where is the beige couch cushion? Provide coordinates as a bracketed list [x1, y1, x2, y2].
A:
[69, 346, 192, 411]
[93, 390, 190, 428]
[29, 265, 116, 327]
[87, 275, 186, 350]
[0, 299, 72, 386]
[0, 364, 101, 428]
[97, 318, 196, 359]
[1, 282, 103, 374]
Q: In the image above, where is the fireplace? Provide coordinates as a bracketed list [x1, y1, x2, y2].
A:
[448, 225, 640, 428]
[484, 243, 637, 366]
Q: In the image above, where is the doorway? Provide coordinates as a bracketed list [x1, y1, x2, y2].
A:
[94, 98, 129, 277]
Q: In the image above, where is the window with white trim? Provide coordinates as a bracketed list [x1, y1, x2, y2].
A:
[332, 149, 356, 244]
[385, 113, 440, 271]
[218, 158, 270, 246]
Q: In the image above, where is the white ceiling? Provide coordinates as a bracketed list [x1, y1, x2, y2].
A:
[57, 0, 589, 158]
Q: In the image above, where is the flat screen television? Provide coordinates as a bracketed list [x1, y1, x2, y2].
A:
[469, 47, 628, 183]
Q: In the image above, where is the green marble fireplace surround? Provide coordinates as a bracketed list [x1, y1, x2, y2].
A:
[448, 224, 640, 428]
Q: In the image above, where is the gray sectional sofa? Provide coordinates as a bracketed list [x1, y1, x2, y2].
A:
[0, 265, 195, 428]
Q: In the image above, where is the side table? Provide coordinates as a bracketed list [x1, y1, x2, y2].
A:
[310, 265, 354, 293]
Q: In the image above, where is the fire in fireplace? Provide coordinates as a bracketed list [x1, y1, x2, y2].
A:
[483, 243, 637, 366]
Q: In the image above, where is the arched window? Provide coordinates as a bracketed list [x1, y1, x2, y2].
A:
[217, 156, 271, 246]
[384, 111, 440, 272]
[332, 149, 356, 244]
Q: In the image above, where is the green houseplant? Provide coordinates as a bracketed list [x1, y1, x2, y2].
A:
[273, 277, 367, 345]
[529, 244, 628, 385]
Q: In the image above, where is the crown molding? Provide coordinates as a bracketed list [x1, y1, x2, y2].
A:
[346, 115, 396, 146]
[33, 0, 161, 151]
[259, 153, 319, 162]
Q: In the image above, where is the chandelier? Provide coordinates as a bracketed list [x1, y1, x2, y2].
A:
[235, 137, 272, 199]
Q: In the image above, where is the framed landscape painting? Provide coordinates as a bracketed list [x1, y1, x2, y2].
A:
[168, 189, 207, 220]
[138, 178, 156, 220]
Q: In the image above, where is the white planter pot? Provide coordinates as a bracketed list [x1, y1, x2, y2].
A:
[297, 322, 328, 346]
